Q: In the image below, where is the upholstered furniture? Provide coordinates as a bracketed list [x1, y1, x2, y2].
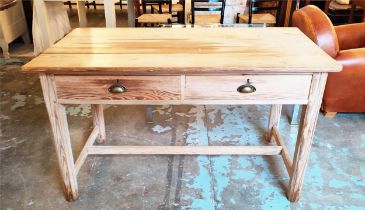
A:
[293, 5, 365, 116]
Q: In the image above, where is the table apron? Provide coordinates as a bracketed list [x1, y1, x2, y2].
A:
[53, 74, 313, 105]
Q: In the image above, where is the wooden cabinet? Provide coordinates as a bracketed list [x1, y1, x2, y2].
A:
[0, 0, 30, 58]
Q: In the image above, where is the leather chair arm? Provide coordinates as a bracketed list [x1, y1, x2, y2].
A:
[323, 48, 365, 113]
[335, 23, 365, 51]
[336, 48, 365, 68]
[292, 5, 339, 58]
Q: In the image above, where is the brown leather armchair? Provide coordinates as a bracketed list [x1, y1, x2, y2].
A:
[292, 5, 365, 116]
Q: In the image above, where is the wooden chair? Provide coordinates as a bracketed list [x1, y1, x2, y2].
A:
[325, 0, 364, 25]
[236, 0, 282, 26]
[142, 0, 165, 13]
[64, 0, 127, 10]
[191, 0, 225, 24]
[152, 0, 185, 23]
[134, 0, 172, 27]
[350, 0, 365, 22]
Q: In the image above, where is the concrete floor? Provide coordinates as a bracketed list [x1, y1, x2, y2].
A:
[1, 58, 365, 210]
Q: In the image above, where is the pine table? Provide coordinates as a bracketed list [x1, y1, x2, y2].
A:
[22, 27, 342, 202]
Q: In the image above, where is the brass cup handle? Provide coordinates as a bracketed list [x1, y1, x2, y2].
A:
[237, 79, 256, 94]
[108, 80, 127, 94]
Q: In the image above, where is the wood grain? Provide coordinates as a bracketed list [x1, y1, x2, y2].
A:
[54, 76, 181, 100]
[39, 74, 79, 201]
[57, 98, 309, 105]
[273, 126, 292, 176]
[288, 73, 328, 202]
[91, 104, 106, 143]
[104, 0, 116, 27]
[74, 126, 99, 175]
[22, 28, 342, 74]
[267, 104, 282, 142]
[87, 146, 283, 155]
[185, 75, 311, 101]
[76, 1, 87, 27]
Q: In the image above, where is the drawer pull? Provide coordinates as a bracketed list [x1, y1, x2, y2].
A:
[108, 80, 127, 94]
[237, 79, 256, 94]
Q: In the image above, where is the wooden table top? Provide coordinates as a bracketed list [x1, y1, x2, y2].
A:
[22, 28, 342, 75]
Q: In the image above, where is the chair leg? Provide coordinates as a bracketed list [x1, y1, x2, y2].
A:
[324, 111, 337, 118]
[135, 18, 139, 27]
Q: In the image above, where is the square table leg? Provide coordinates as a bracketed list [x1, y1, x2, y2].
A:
[267, 104, 282, 142]
[91, 104, 106, 143]
[127, 0, 136, 27]
[77, 1, 88, 27]
[288, 73, 328, 202]
[40, 74, 79, 201]
[104, 0, 116, 27]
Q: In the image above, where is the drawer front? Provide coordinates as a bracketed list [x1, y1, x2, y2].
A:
[55, 76, 181, 100]
[185, 75, 312, 101]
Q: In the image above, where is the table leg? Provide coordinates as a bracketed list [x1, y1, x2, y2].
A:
[127, 0, 135, 27]
[33, 0, 51, 49]
[104, 0, 116, 27]
[0, 39, 9, 59]
[288, 73, 327, 202]
[40, 74, 79, 201]
[77, 1, 88, 27]
[284, 0, 293, 27]
[184, 0, 191, 24]
[92, 104, 106, 143]
[267, 104, 282, 142]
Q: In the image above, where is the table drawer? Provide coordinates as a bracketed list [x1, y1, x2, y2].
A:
[185, 75, 312, 101]
[55, 76, 181, 101]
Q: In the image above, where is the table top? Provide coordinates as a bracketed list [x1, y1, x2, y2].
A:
[22, 28, 342, 75]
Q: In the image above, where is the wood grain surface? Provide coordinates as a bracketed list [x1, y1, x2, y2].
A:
[185, 75, 311, 101]
[22, 28, 342, 74]
[55, 75, 181, 100]
[288, 73, 328, 202]
[39, 74, 79, 201]
[87, 146, 283, 155]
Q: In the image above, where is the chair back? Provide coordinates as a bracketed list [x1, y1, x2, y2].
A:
[134, 0, 142, 16]
[141, 0, 172, 14]
[191, 0, 226, 24]
[247, 0, 282, 25]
